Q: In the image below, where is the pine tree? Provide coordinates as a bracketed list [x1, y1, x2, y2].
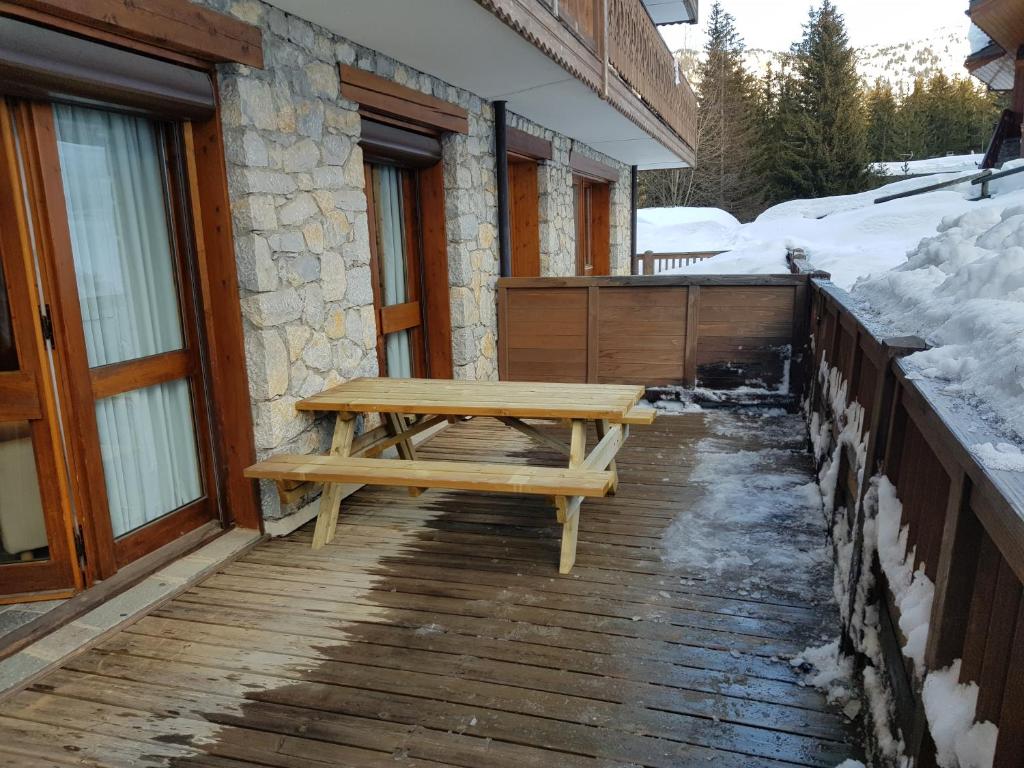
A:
[785, 0, 871, 197]
[866, 80, 899, 161]
[682, 1, 765, 220]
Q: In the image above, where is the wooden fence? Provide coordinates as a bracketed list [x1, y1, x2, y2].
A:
[809, 280, 1024, 764]
[497, 275, 810, 391]
[636, 250, 722, 275]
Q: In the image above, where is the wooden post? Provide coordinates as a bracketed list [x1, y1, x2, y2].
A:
[311, 413, 356, 549]
[559, 419, 587, 574]
[586, 285, 599, 383]
[683, 284, 699, 386]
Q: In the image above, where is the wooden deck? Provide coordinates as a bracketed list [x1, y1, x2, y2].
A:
[0, 412, 862, 767]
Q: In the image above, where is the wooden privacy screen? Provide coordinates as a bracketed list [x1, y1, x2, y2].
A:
[809, 280, 1024, 765]
[497, 275, 810, 390]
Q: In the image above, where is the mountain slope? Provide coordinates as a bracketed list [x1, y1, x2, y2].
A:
[679, 27, 971, 93]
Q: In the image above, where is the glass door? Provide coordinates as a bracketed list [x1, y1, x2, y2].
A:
[19, 101, 218, 576]
[0, 101, 79, 599]
[365, 162, 428, 378]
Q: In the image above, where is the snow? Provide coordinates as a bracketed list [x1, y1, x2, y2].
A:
[643, 172, 992, 290]
[970, 442, 1024, 472]
[922, 661, 998, 768]
[661, 410, 832, 598]
[875, 476, 934, 673]
[636, 206, 740, 253]
[876, 153, 983, 177]
[640, 162, 1024, 448]
[853, 164, 1024, 443]
[969, 24, 993, 56]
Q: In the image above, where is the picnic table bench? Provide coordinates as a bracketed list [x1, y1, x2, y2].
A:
[244, 378, 655, 573]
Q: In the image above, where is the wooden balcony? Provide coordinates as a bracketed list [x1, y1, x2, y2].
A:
[481, 0, 698, 164]
[0, 414, 860, 766]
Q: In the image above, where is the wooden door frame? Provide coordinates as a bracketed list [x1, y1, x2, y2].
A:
[0, 0, 260, 598]
[12, 98, 259, 584]
[0, 100, 81, 601]
[509, 157, 540, 277]
[573, 173, 611, 277]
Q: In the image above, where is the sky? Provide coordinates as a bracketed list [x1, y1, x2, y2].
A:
[658, 0, 971, 53]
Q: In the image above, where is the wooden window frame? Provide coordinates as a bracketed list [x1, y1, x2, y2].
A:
[364, 158, 453, 380]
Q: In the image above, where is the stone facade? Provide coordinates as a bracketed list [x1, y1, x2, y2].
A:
[202, 0, 633, 521]
[507, 113, 632, 277]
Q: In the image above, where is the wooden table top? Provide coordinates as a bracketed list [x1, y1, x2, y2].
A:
[296, 378, 645, 420]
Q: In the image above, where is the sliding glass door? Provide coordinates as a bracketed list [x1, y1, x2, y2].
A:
[0, 99, 220, 588]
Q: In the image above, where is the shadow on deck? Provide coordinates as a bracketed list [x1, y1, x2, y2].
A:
[0, 412, 862, 767]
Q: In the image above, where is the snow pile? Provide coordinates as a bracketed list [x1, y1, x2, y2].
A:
[643, 172, 991, 289]
[874, 477, 934, 672]
[853, 171, 1024, 443]
[636, 206, 740, 253]
[791, 639, 861, 715]
[875, 154, 982, 177]
[922, 662, 999, 768]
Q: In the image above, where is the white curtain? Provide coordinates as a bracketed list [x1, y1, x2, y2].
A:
[374, 165, 413, 378]
[55, 105, 201, 538]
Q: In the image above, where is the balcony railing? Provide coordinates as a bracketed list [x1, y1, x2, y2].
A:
[607, 0, 697, 150]
[498, 0, 697, 153]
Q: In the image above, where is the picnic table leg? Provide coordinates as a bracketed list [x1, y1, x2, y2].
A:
[311, 413, 356, 549]
[557, 419, 587, 573]
[385, 412, 424, 497]
[596, 419, 619, 495]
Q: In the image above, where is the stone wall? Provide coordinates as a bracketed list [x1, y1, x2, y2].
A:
[202, 0, 632, 521]
[507, 113, 633, 277]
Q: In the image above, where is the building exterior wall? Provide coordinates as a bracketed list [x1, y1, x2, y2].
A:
[202, 0, 633, 521]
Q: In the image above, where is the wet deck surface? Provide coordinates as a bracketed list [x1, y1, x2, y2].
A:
[0, 411, 862, 767]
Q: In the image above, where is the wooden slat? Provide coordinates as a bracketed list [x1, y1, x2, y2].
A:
[379, 300, 421, 335]
[0, 415, 861, 766]
[2, 0, 263, 66]
[0, 371, 41, 420]
[340, 65, 468, 134]
[296, 378, 644, 421]
[89, 349, 192, 400]
[245, 454, 614, 498]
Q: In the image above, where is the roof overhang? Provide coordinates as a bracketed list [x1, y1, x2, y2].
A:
[968, 0, 1024, 59]
[966, 42, 1016, 90]
[642, 0, 699, 25]
[265, 0, 692, 169]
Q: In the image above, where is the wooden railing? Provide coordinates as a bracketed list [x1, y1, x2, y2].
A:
[497, 274, 811, 391]
[636, 250, 722, 275]
[507, 0, 697, 150]
[808, 279, 1024, 764]
[607, 0, 697, 149]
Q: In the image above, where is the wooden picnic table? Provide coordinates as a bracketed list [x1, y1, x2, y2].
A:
[246, 377, 655, 573]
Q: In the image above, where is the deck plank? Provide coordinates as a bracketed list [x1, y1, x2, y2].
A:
[0, 412, 861, 766]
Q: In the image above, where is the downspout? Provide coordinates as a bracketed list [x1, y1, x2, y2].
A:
[494, 100, 512, 278]
[630, 165, 638, 275]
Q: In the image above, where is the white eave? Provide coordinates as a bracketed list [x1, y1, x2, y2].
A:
[642, 0, 698, 25]
[265, 0, 691, 169]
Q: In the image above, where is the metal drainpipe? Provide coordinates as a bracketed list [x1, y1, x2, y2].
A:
[494, 100, 512, 278]
[630, 165, 639, 275]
